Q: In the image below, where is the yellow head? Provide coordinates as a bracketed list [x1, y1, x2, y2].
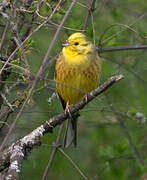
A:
[62, 33, 93, 56]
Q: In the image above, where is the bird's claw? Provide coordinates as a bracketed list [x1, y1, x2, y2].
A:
[65, 101, 72, 117]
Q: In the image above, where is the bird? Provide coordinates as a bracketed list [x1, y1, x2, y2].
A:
[55, 32, 101, 148]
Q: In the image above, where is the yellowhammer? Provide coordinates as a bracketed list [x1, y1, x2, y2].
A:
[55, 33, 101, 148]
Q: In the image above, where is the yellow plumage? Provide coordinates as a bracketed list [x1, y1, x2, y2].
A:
[55, 33, 101, 147]
[56, 33, 101, 104]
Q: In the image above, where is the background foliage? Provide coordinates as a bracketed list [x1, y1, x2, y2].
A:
[0, 0, 147, 179]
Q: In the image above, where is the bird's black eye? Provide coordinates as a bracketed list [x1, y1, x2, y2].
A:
[74, 42, 79, 46]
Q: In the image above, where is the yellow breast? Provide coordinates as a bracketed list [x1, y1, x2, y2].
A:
[55, 52, 101, 104]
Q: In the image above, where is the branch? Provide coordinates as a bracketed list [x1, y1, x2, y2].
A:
[97, 45, 147, 53]
[0, 75, 124, 179]
[59, 148, 89, 180]
[41, 125, 64, 180]
[83, 0, 96, 31]
[100, 13, 147, 45]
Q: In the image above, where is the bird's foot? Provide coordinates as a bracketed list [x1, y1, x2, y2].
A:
[84, 92, 90, 103]
[65, 101, 72, 117]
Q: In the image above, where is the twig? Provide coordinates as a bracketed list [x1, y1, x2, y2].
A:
[76, 2, 89, 9]
[1, 93, 14, 111]
[44, 20, 84, 32]
[0, 22, 9, 51]
[48, 92, 56, 104]
[83, 0, 96, 32]
[0, 96, 25, 131]
[97, 45, 147, 53]
[59, 148, 89, 180]
[100, 13, 147, 45]
[98, 23, 144, 46]
[91, 13, 96, 46]
[104, 56, 147, 87]
[41, 124, 64, 180]
[0, 60, 30, 74]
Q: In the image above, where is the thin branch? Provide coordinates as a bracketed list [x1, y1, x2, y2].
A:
[0, 96, 25, 131]
[59, 148, 89, 180]
[104, 56, 147, 87]
[83, 0, 96, 32]
[91, 12, 96, 46]
[76, 2, 89, 9]
[97, 45, 147, 54]
[0, 60, 30, 74]
[41, 124, 64, 180]
[46, 20, 84, 32]
[98, 23, 144, 46]
[0, 22, 9, 51]
[100, 13, 147, 45]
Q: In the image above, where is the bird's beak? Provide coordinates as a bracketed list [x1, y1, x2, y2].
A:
[62, 41, 70, 47]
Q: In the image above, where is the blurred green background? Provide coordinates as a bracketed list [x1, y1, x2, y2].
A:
[0, 0, 147, 179]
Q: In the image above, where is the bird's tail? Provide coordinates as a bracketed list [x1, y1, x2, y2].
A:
[63, 113, 79, 148]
